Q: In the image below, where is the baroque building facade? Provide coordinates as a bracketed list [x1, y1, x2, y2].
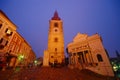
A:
[7, 32, 36, 67]
[43, 11, 65, 66]
[0, 10, 36, 68]
[0, 10, 16, 54]
[67, 33, 114, 76]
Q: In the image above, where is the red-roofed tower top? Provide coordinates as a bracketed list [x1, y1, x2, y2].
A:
[51, 11, 61, 20]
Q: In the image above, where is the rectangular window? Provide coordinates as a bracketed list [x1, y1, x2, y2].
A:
[5, 28, 8, 33]
[55, 48, 57, 51]
[6, 29, 11, 34]
[54, 22, 58, 27]
[0, 38, 8, 49]
[54, 37, 58, 42]
[0, 24, 2, 29]
[84, 50, 88, 53]
[0, 45, 4, 49]
[73, 53, 76, 56]
[0, 38, 3, 43]
[5, 41, 8, 46]
[5, 28, 13, 36]
[0, 38, 8, 46]
[97, 54, 103, 62]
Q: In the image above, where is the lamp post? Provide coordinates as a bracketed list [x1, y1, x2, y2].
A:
[34, 60, 38, 66]
[18, 54, 24, 68]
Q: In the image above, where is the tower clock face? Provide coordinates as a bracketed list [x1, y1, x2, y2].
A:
[53, 28, 59, 33]
[55, 29, 58, 32]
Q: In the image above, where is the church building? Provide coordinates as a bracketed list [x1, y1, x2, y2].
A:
[43, 11, 65, 66]
[67, 33, 114, 76]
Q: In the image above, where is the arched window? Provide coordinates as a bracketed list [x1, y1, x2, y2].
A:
[55, 48, 57, 51]
[54, 37, 58, 42]
[54, 22, 58, 27]
[97, 54, 103, 62]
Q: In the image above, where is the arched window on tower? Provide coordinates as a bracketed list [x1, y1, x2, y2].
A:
[54, 37, 58, 42]
[97, 54, 103, 62]
[55, 48, 57, 51]
[54, 22, 58, 27]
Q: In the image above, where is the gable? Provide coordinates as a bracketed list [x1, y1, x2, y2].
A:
[73, 33, 88, 42]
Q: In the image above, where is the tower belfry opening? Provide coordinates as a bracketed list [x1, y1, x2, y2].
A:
[43, 11, 65, 66]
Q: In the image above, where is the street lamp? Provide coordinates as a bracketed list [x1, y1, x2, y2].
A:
[34, 60, 38, 66]
[18, 55, 24, 61]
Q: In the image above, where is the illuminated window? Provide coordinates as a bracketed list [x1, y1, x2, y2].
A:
[54, 37, 58, 42]
[5, 28, 13, 36]
[54, 22, 58, 27]
[6, 29, 11, 34]
[97, 54, 103, 62]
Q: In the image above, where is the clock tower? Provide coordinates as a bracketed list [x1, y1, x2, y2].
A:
[43, 11, 65, 66]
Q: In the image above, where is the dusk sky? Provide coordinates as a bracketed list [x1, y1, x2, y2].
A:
[0, 0, 120, 58]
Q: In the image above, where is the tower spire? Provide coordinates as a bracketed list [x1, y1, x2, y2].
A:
[43, 11, 65, 66]
[51, 11, 61, 20]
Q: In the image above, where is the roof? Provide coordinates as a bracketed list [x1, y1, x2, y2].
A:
[0, 10, 18, 28]
[51, 11, 61, 20]
[73, 32, 88, 42]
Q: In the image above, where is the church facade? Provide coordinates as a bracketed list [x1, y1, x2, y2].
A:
[43, 11, 65, 66]
[67, 33, 114, 76]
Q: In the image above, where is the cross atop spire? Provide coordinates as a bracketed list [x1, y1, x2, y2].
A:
[51, 11, 61, 20]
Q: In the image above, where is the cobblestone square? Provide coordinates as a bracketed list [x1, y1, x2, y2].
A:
[0, 67, 115, 80]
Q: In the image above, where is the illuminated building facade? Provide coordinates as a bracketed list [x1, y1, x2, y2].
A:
[67, 33, 114, 76]
[43, 11, 65, 66]
[110, 51, 120, 78]
[8, 32, 36, 67]
[0, 10, 36, 68]
[0, 10, 16, 54]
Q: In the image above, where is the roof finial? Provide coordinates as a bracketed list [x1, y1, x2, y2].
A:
[51, 10, 61, 20]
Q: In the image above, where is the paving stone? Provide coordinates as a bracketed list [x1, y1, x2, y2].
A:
[0, 66, 115, 80]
